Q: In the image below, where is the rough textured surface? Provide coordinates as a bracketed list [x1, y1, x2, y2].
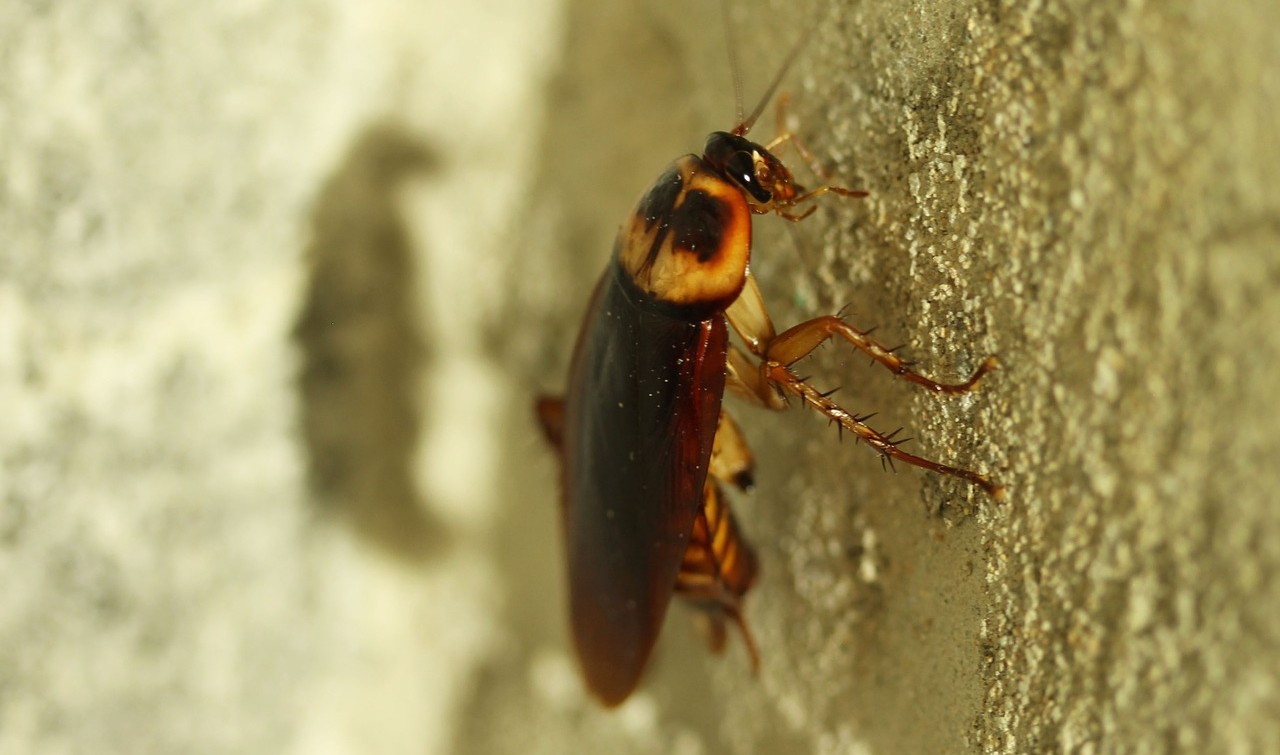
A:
[5, 0, 1279, 754]
[484, 0, 1280, 753]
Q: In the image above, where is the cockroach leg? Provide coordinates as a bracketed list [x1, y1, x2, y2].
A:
[688, 603, 761, 674]
[535, 395, 565, 449]
[724, 272, 1001, 497]
[710, 411, 757, 492]
[761, 93, 869, 222]
[726, 345, 788, 410]
[765, 315, 998, 394]
[789, 184, 870, 207]
[725, 272, 777, 354]
[727, 270, 997, 396]
[776, 205, 818, 223]
[762, 360, 1005, 499]
[724, 604, 762, 673]
[676, 477, 761, 670]
[764, 92, 830, 181]
[685, 430, 763, 668]
[775, 185, 870, 223]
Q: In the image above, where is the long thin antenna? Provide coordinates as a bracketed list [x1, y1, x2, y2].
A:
[721, 0, 745, 126]
[732, 13, 823, 136]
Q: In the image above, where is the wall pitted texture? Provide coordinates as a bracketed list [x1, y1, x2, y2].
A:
[482, 0, 1280, 753]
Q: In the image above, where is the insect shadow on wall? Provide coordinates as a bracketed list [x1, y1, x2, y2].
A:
[294, 123, 447, 563]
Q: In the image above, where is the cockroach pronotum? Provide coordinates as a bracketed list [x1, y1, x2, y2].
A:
[534, 18, 1003, 708]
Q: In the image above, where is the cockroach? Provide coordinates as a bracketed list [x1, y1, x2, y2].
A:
[535, 19, 1002, 708]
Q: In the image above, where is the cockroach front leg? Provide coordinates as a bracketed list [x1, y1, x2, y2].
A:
[534, 396, 565, 449]
[764, 93, 843, 185]
[762, 93, 868, 223]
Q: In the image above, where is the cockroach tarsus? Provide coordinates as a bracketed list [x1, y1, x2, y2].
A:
[534, 28, 1002, 708]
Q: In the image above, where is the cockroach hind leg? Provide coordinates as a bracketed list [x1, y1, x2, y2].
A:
[693, 611, 729, 655]
[763, 360, 1004, 499]
[534, 395, 565, 449]
[733, 608, 761, 674]
[692, 604, 759, 673]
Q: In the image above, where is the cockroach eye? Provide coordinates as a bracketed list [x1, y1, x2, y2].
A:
[726, 151, 771, 204]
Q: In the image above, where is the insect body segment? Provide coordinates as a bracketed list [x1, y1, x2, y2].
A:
[676, 472, 760, 670]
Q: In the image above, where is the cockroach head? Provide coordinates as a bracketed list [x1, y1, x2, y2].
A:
[704, 131, 801, 211]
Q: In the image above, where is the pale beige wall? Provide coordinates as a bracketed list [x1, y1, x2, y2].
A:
[3, 1, 1278, 754]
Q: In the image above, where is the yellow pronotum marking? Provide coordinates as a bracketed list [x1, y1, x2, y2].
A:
[617, 155, 752, 308]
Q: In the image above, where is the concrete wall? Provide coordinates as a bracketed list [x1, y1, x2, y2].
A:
[3, 1, 1278, 753]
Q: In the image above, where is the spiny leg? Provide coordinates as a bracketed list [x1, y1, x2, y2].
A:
[732, 350, 1003, 497]
[723, 273, 1002, 497]
[725, 272, 997, 394]
[762, 360, 1004, 499]
[724, 273, 776, 355]
[767, 316, 998, 394]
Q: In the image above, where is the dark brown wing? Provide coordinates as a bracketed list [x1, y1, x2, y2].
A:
[558, 262, 728, 706]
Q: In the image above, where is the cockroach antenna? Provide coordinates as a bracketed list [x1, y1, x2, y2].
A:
[721, 0, 746, 127]
[729, 6, 825, 137]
